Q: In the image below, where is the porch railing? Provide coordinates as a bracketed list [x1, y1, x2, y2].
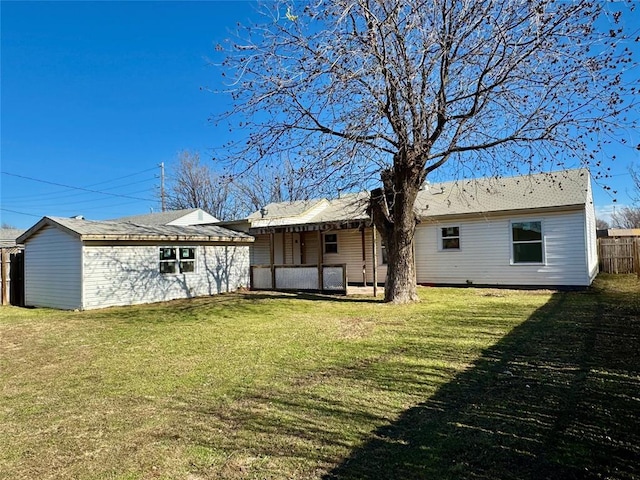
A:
[250, 264, 347, 293]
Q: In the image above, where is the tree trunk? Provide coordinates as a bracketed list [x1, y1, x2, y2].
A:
[369, 170, 420, 304]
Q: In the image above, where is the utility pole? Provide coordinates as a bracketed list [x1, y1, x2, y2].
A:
[159, 162, 165, 212]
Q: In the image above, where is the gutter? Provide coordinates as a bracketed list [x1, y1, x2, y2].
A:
[79, 234, 255, 243]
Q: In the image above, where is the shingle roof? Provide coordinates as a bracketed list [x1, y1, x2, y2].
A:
[0, 228, 26, 247]
[17, 217, 253, 244]
[246, 169, 591, 227]
[246, 199, 326, 220]
[415, 168, 590, 218]
[110, 208, 210, 225]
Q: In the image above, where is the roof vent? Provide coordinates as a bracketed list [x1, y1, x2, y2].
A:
[70, 215, 85, 220]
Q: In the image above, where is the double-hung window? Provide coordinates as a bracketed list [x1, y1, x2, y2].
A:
[511, 221, 543, 264]
[324, 233, 338, 254]
[440, 226, 460, 250]
[159, 247, 196, 274]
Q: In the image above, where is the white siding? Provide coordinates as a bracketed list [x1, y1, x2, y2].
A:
[23, 225, 82, 309]
[584, 182, 599, 282]
[82, 244, 250, 310]
[284, 232, 293, 264]
[251, 235, 271, 265]
[415, 209, 591, 286]
[166, 209, 218, 225]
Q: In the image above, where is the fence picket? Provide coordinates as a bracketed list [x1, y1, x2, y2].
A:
[598, 238, 638, 274]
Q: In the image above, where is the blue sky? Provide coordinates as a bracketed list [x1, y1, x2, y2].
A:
[1, 1, 638, 229]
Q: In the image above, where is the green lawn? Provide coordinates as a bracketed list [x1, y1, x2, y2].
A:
[1, 275, 638, 479]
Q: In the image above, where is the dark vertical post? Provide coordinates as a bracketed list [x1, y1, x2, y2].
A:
[269, 231, 276, 289]
[361, 225, 367, 286]
[372, 223, 378, 298]
[1, 249, 8, 306]
[317, 229, 324, 291]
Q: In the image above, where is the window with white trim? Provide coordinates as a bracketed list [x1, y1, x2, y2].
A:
[511, 221, 543, 263]
[324, 233, 338, 254]
[440, 226, 460, 250]
[159, 247, 196, 274]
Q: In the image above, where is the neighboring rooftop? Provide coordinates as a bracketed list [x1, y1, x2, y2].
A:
[247, 199, 327, 220]
[17, 217, 253, 244]
[0, 228, 26, 248]
[598, 228, 640, 238]
[110, 208, 218, 226]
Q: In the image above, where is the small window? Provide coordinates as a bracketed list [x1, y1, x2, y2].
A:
[159, 247, 196, 273]
[441, 226, 460, 250]
[324, 233, 338, 254]
[511, 221, 543, 263]
[179, 247, 196, 273]
[380, 237, 388, 264]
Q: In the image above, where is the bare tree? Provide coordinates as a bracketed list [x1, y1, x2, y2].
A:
[231, 159, 321, 214]
[611, 207, 640, 229]
[166, 151, 316, 220]
[218, 0, 637, 303]
[630, 164, 640, 204]
[607, 164, 640, 229]
[165, 151, 235, 220]
[596, 218, 610, 230]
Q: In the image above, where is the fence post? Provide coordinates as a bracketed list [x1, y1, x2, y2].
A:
[1, 249, 8, 306]
[633, 237, 640, 280]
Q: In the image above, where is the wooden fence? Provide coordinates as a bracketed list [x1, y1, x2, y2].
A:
[1, 247, 24, 306]
[597, 238, 639, 275]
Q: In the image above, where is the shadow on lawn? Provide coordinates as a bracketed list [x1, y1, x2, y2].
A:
[236, 291, 383, 304]
[324, 287, 640, 480]
[162, 281, 639, 479]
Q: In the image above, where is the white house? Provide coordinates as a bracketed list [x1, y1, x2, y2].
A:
[17, 216, 253, 310]
[225, 169, 598, 290]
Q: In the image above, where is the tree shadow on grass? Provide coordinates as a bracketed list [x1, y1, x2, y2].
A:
[326, 288, 640, 480]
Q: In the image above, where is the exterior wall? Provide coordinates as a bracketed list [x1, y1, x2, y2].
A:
[322, 228, 387, 284]
[82, 244, 250, 310]
[302, 231, 319, 264]
[23, 225, 83, 309]
[251, 235, 271, 265]
[584, 182, 599, 282]
[166, 209, 218, 225]
[415, 209, 591, 287]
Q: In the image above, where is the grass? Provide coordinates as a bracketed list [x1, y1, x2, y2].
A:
[1, 274, 638, 479]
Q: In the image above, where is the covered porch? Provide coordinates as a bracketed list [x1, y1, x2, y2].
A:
[249, 220, 385, 295]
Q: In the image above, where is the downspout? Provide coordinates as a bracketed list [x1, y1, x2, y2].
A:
[372, 217, 378, 298]
[361, 226, 367, 286]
